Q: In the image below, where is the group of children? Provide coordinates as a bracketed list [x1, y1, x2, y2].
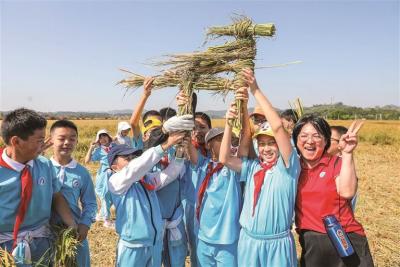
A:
[0, 68, 373, 267]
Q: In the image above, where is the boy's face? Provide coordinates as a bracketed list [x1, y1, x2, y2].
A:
[111, 154, 134, 172]
[327, 129, 341, 156]
[282, 118, 295, 136]
[206, 134, 223, 157]
[251, 114, 266, 132]
[192, 118, 210, 145]
[257, 135, 279, 165]
[15, 128, 46, 161]
[51, 127, 78, 157]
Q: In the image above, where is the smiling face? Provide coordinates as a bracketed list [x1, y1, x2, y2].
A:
[257, 135, 279, 165]
[51, 127, 78, 158]
[99, 133, 111, 146]
[192, 117, 210, 145]
[13, 128, 46, 162]
[296, 123, 326, 164]
[327, 128, 341, 156]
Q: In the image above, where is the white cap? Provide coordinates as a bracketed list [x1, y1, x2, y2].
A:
[95, 129, 112, 143]
[118, 121, 131, 134]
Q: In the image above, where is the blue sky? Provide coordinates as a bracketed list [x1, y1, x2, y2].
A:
[1, 0, 399, 112]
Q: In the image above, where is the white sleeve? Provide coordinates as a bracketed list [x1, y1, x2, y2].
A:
[108, 145, 164, 195]
[149, 158, 185, 190]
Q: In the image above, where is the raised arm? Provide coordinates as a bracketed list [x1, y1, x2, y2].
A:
[242, 69, 292, 167]
[219, 88, 249, 172]
[108, 131, 186, 195]
[335, 121, 363, 199]
[130, 77, 155, 138]
[84, 141, 97, 164]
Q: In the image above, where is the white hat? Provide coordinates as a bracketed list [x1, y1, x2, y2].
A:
[95, 129, 112, 143]
[118, 121, 131, 133]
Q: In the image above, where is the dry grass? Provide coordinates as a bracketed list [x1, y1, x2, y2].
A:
[0, 119, 399, 266]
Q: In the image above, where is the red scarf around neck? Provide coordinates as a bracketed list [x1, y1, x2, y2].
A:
[196, 161, 224, 221]
[0, 148, 33, 249]
[252, 159, 277, 216]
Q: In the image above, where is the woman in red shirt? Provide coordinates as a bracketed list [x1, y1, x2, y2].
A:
[293, 115, 373, 267]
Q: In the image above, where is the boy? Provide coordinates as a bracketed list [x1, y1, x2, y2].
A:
[187, 125, 243, 267]
[107, 116, 193, 267]
[328, 125, 348, 156]
[0, 108, 76, 266]
[280, 109, 298, 136]
[50, 120, 97, 266]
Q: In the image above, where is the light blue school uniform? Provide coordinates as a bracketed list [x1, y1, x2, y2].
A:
[238, 151, 300, 267]
[108, 145, 175, 267]
[181, 150, 210, 267]
[132, 133, 144, 151]
[193, 155, 241, 267]
[51, 158, 97, 267]
[0, 153, 60, 266]
[151, 147, 187, 267]
[91, 145, 113, 219]
[111, 175, 163, 267]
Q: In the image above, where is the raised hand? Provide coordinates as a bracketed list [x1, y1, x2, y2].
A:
[225, 102, 238, 121]
[338, 120, 364, 154]
[235, 86, 249, 105]
[176, 90, 189, 107]
[143, 77, 155, 97]
[241, 68, 259, 94]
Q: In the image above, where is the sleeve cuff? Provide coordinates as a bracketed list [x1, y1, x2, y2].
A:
[154, 145, 165, 155]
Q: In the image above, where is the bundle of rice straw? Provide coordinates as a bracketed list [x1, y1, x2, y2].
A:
[52, 226, 79, 267]
[0, 247, 16, 267]
[207, 17, 275, 38]
[288, 97, 304, 121]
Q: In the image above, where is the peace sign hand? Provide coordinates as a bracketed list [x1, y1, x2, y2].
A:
[338, 120, 364, 154]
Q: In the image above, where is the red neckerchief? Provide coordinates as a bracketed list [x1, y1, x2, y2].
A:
[192, 140, 207, 157]
[102, 145, 111, 153]
[196, 162, 224, 221]
[0, 148, 33, 249]
[140, 177, 155, 191]
[252, 158, 277, 216]
[159, 154, 169, 169]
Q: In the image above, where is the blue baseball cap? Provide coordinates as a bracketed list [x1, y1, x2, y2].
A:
[107, 144, 143, 166]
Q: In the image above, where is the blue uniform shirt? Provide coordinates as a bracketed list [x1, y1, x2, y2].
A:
[0, 153, 60, 233]
[239, 151, 300, 235]
[51, 158, 97, 227]
[193, 154, 242, 245]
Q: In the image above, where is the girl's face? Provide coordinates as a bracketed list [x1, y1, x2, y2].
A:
[192, 118, 210, 145]
[99, 134, 111, 146]
[121, 129, 130, 137]
[296, 123, 326, 163]
[257, 135, 279, 165]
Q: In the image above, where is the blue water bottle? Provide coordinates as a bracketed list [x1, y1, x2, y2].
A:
[323, 215, 355, 257]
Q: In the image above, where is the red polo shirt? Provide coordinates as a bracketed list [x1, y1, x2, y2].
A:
[295, 153, 365, 236]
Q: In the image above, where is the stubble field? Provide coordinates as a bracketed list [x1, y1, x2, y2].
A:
[2, 119, 399, 266]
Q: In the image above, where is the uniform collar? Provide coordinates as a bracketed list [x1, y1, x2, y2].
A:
[1, 148, 34, 172]
[51, 157, 77, 169]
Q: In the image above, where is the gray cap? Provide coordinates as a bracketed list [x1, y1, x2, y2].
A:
[205, 128, 224, 144]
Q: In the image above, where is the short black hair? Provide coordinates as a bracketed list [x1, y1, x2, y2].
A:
[280, 109, 299, 123]
[143, 110, 161, 122]
[292, 114, 331, 154]
[195, 112, 212, 129]
[159, 107, 177, 122]
[330, 125, 348, 137]
[50, 119, 78, 135]
[1, 108, 47, 145]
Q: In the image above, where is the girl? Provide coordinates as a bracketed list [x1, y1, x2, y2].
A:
[219, 69, 300, 267]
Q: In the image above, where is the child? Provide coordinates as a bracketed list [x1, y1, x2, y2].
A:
[115, 121, 133, 147]
[280, 109, 299, 136]
[84, 129, 114, 227]
[219, 69, 301, 267]
[0, 108, 76, 266]
[50, 119, 97, 267]
[107, 117, 192, 267]
[328, 125, 348, 156]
